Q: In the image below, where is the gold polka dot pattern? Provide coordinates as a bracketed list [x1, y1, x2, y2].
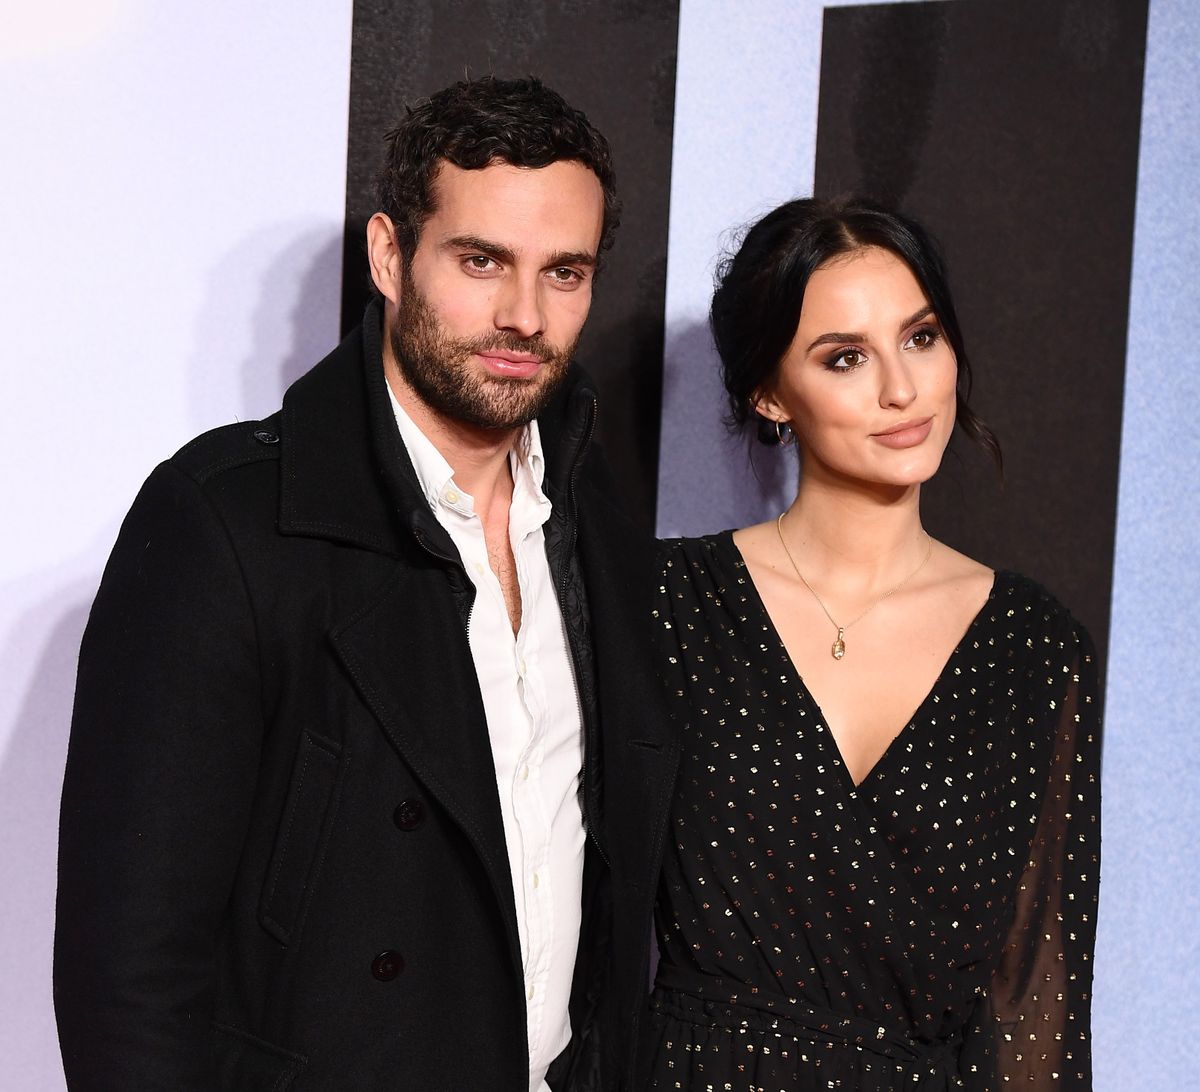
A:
[643, 533, 1101, 1091]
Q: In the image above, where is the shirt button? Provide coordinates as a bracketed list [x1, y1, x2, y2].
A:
[444, 488, 460, 504]
[527, 983, 535, 1001]
[532, 872, 540, 889]
[521, 765, 530, 781]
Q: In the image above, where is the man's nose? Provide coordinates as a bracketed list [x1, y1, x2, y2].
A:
[494, 274, 546, 340]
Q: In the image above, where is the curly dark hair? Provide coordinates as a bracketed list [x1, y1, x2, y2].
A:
[376, 76, 619, 265]
[710, 195, 1001, 472]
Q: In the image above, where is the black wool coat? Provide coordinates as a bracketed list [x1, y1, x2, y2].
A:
[54, 302, 679, 1091]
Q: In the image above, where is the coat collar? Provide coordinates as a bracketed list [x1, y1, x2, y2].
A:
[278, 297, 599, 552]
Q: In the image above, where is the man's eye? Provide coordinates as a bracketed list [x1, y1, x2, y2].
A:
[466, 255, 495, 272]
[550, 267, 581, 283]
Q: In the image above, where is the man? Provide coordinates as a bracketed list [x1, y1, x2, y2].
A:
[54, 77, 677, 1091]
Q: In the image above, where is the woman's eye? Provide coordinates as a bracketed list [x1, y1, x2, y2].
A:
[906, 324, 941, 350]
[827, 348, 865, 370]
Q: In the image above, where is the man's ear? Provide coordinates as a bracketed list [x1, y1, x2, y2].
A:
[366, 213, 402, 305]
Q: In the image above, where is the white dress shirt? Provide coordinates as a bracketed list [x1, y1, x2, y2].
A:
[389, 390, 585, 1092]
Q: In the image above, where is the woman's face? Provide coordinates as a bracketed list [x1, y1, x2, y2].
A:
[758, 245, 958, 490]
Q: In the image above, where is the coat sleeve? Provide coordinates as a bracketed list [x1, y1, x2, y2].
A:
[54, 462, 265, 1090]
[965, 621, 1103, 1089]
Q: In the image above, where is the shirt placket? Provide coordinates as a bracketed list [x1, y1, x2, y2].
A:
[391, 409, 577, 1092]
[511, 499, 552, 1063]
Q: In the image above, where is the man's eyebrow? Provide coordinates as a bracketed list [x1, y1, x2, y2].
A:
[804, 306, 935, 353]
[442, 235, 597, 270]
[545, 250, 598, 269]
[442, 235, 518, 265]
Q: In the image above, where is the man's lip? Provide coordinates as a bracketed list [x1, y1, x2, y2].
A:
[476, 351, 543, 379]
[477, 351, 543, 365]
[873, 417, 933, 437]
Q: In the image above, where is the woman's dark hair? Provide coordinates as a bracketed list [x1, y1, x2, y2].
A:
[710, 195, 1001, 471]
[376, 75, 619, 266]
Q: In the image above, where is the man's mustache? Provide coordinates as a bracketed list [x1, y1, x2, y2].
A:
[456, 331, 565, 362]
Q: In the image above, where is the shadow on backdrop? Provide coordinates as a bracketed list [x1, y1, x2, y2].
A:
[189, 224, 345, 430]
[0, 224, 349, 1092]
[657, 318, 796, 538]
[0, 579, 93, 1091]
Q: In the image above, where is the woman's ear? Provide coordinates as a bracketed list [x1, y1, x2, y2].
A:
[750, 387, 787, 427]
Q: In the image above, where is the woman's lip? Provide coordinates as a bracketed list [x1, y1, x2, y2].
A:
[872, 417, 933, 448]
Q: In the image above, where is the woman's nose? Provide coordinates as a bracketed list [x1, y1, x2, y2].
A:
[878, 352, 917, 409]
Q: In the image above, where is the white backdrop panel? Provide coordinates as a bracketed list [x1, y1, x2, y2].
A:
[0, 3, 353, 1086]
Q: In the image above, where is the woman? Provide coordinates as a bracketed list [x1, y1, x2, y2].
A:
[644, 197, 1101, 1090]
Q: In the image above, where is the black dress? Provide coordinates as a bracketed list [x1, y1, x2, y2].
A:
[643, 533, 1101, 1091]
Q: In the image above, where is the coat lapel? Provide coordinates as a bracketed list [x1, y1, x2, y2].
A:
[278, 301, 521, 969]
[274, 298, 673, 974]
[330, 563, 520, 973]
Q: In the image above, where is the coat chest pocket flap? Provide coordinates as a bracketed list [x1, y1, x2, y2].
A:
[259, 730, 344, 946]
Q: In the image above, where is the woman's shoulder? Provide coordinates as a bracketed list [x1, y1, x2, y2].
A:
[656, 530, 738, 571]
[989, 569, 1097, 661]
[654, 531, 750, 615]
[991, 569, 1080, 622]
[926, 538, 1096, 670]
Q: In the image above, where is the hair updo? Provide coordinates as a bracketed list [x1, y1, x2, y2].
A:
[709, 195, 1000, 469]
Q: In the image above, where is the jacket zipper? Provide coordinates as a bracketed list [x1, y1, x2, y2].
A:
[411, 526, 476, 631]
[558, 397, 610, 871]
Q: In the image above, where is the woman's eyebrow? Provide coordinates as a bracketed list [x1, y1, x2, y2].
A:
[804, 306, 936, 353]
[898, 305, 935, 330]
[806, 329, 865, 352]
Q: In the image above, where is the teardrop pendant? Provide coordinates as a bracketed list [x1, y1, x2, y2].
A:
[831, 627, 846, 660]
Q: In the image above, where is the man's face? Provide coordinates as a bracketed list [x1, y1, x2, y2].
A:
[384, 159, 605, 432]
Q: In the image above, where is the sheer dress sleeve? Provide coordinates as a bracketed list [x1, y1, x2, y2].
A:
[966, 618, 1102, 1089]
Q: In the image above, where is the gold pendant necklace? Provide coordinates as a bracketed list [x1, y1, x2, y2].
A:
[775, 513, 933, 661]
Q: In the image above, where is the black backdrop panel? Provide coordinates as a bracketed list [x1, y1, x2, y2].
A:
[814, 0, 1149, 661]
[342, 0, 680, 532]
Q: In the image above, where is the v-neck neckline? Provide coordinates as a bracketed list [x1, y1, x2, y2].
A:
[716, 530, 1001, 792]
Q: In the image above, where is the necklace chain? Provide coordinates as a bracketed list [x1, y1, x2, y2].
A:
[774, 513, 933, 661]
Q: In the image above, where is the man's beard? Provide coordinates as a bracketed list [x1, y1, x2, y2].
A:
[390, 265, 578, 431]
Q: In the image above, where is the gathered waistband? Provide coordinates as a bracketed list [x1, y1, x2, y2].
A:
[652, 963, 963, 1072]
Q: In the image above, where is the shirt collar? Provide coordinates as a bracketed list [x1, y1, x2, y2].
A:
[386, 383, 549, 520]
